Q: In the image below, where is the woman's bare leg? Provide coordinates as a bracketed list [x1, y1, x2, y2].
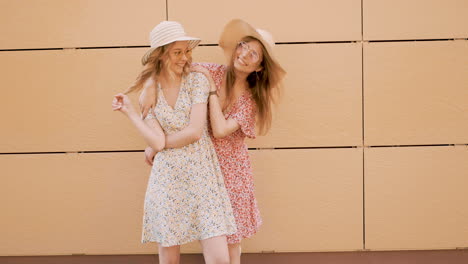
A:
[158, 244, 180, 264]
[228, 243, 242, 264]
[200, 235, 230, 264]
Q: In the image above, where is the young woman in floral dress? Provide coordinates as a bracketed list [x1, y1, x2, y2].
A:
[113, 21, 236, 264]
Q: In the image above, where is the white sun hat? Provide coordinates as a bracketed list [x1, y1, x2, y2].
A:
[141, 21, 201, 65]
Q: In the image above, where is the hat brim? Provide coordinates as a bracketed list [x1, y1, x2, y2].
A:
[218, 19, 285, 82]
[141, 37, 201, 65]
[219, 19, 264, 58]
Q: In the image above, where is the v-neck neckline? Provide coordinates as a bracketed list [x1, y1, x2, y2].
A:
[158, 76, 184, 111]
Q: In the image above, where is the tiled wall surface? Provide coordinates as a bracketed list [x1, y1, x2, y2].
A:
[1, 0, 467, 255]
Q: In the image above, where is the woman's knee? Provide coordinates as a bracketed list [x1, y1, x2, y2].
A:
[158, 245, 180, 264]
[201, 236, 230, 264]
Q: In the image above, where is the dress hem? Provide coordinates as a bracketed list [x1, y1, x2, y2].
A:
[227, 221, 263, 244]
[141, 229, 237, 247]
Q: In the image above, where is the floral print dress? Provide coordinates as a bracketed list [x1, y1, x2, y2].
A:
[197, 63, 263, 244]
[141, 72, 237, 247]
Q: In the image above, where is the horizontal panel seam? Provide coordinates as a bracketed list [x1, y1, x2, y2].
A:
[2, 38, 466, 52]
[2, 144, 468, 155]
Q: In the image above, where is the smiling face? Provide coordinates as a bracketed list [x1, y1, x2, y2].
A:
[164, 41, 192, 76]
[232, 39, 264, 74]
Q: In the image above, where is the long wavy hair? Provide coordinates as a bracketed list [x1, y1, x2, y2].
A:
[125, 42, 192, 97]
[224, 36, 283, 135]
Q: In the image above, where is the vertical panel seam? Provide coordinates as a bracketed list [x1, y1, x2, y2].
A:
[166, 0, 169, 20]
[361, 0, 364, 39]
[361, 0, 366, 251]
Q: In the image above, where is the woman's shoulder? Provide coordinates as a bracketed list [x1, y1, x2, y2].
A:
[193, 62, 225, 70]
[186, 71, 208, 84]
[193, 62, 227, 76]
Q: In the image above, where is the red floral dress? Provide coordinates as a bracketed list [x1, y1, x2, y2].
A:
[194, 63, 263, 244]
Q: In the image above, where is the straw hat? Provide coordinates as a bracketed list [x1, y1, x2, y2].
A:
[218, 19, 285, 83]
[141, 21, 201, 65]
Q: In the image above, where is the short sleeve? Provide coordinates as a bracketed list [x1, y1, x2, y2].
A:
[189, 72, 210, 105]
[230, 94, 256, 139]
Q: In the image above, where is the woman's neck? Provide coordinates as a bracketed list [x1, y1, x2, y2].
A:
[233, 69, 248, 91]
[159, 70, 182, 88]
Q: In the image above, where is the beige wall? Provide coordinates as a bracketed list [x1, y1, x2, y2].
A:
[1, 0, 467, 256]
[365, 146, 468, 250]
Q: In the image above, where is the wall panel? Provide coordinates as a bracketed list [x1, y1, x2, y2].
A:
[0, 152, 155, 255]
[0, 48, 147, 153]
[365, 146, 468, 250]
[242, 148, 363, 252]
[196, 44, 363, 148]
[168, 0, 361, 43]
[0, 148, 363, 255]
[364, 41, 468, 146]
[0, 0, 166, 49]
[1, 44, 362, 153]
[364, 0, 468, 40]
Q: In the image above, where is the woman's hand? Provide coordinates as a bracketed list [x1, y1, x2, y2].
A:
[112, 93, 137, 117]
[139, 78, 157, 119]
[190, 65, 217, 92]
[190, 65, 209, 75]
[144, 146, 157, 166]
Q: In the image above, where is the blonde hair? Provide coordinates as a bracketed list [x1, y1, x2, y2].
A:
[125, 42, 192, 96]
[224, 36, 283, 135]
